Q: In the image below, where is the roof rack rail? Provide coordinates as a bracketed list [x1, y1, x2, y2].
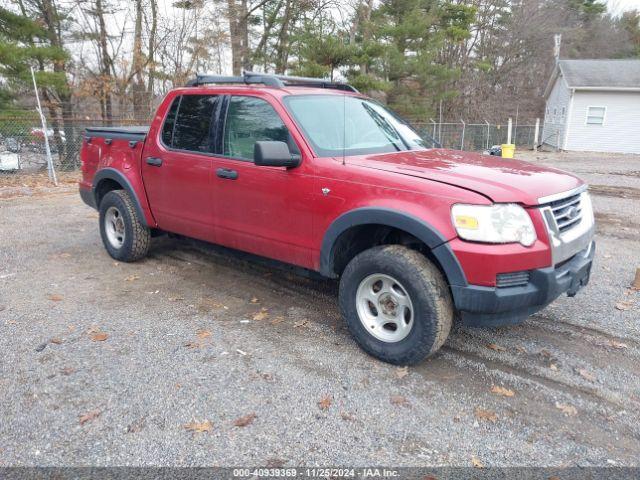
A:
[185, 71, 358, 92]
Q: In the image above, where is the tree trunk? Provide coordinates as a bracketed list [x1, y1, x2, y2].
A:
[227, 0, 243, 75]
[95, 0, 113, 124]
[39, 0, 78, 168]
[147, 0, 158, 117]
[274, 0, 293, 74]
[132, 0, 146, 122]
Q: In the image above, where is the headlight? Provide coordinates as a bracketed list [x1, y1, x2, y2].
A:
[451, 203, 537, 246]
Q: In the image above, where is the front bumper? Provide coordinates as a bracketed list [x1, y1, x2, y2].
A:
[451, 241, 595, 327]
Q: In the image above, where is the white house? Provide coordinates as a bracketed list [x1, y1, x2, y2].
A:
[542, 59, 640, 154]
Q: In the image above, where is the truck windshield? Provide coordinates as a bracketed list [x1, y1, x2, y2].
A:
[284, 95, 435, 157]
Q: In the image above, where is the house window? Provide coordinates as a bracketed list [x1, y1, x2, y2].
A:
[586, 106, 606, 125]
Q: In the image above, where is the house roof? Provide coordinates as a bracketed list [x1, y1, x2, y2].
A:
[544, 59, 640, 98]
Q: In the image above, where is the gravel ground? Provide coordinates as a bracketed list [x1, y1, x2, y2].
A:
[0, 151, 639, 468]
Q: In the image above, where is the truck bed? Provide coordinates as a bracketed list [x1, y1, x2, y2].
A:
[84, 126, 149, 141]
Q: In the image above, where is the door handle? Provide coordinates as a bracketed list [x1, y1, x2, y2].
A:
[146, 157, 163, 167]
[216, 168, 238, 180]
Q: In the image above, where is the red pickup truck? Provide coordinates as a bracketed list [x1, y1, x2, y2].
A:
[79, 72, 595, 365]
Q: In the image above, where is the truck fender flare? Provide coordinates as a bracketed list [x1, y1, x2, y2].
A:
[92, 168, 149, 227]
[319, 207, 467, 286]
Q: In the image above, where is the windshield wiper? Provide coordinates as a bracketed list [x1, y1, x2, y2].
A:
[361, 103, 406, 151]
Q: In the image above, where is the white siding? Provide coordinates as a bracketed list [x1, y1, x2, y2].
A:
[542, 75, 571, 148]
[565, 91, 640, 154]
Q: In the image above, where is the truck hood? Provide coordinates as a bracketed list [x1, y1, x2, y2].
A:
[347, 149, 583, 205]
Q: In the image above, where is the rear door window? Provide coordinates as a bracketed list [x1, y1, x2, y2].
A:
[170, 94, 219, 153]
[161, 96, 180, 146]
[223, 96, 296, 161]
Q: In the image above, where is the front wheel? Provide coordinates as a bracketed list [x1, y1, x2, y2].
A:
[99, 190, 150, 262]
[339, 245, 453, 365]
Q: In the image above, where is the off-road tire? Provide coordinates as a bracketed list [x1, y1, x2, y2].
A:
[339, 245, 453, 365]
[99, 190, 151, 262]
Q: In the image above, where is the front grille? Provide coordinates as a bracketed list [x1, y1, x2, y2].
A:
[547, 193, 582, 233]
[496, 271, 530, 288]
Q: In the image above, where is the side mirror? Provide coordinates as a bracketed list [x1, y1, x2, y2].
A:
[254, 141, 300, 168]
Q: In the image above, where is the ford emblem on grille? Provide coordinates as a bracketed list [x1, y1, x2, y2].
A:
[566, 206, 579, 220]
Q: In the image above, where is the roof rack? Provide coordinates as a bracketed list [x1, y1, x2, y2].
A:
[185, 71, 358, 92]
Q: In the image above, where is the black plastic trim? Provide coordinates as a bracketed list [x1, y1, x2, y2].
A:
[92, 168, 149, 227]
[454, 241, 595, 326]
[319, 207, 467, 287]
[79, 186, 96, 209]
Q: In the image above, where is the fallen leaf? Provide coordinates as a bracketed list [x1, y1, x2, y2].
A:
[233, 413, 256, 427]
[252, 308, 269, 321]
[198, 298, 228, 312]
[549, 364, 559, 371]
[318, 396, 332, 410]
[61, 367, 75, 376]
[250, 297, 259, 303]
[577, 368, 596, 382]
[471, 456, 484, 469]
[490, 385, 515, 397]
[555, 402, 578, 416]
[184, 420, 212, 433]
[50, 337, 63, 345]
[608, 340, 629, 349]
[196, 329, 212, 339]
[270, 316, 285, 325]
[90, 331, 108, 342]
[79, 409, 101, 425]
[169, 296, 184, 302]
[48, 294, 64, 302]
[126, 418, 145, 433]
[340, 412, 355, 421]
[486, 343, 506, 352]
[474, 408, 497, 422]
[184, 341, 201, 349]
[395, 366, 409, 379]
[293, 320, 308, 328]
[390, 395, 410, 407]
[615, 301, 633, 311]
[632, 268, 640, 290]
[125, 275, 139, 282]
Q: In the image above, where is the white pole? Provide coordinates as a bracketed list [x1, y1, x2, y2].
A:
[507, 118, 513, 145]
[460, 119, 465, 150]
[31, 67, 57, 186]
[430, 119, 437, 148]
[534, 118, 540, 151]
[485, 120, 490, 150]
[438, 99, 443, 144]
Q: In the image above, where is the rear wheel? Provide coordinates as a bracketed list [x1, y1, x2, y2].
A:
[99, 190, 150, 262]
[339, 245, 453, 365]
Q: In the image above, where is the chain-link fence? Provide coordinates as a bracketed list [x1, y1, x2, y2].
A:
[412, 121, 539, 152]
[0, 115, 541, 174]
[0, 115, 140, 173]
